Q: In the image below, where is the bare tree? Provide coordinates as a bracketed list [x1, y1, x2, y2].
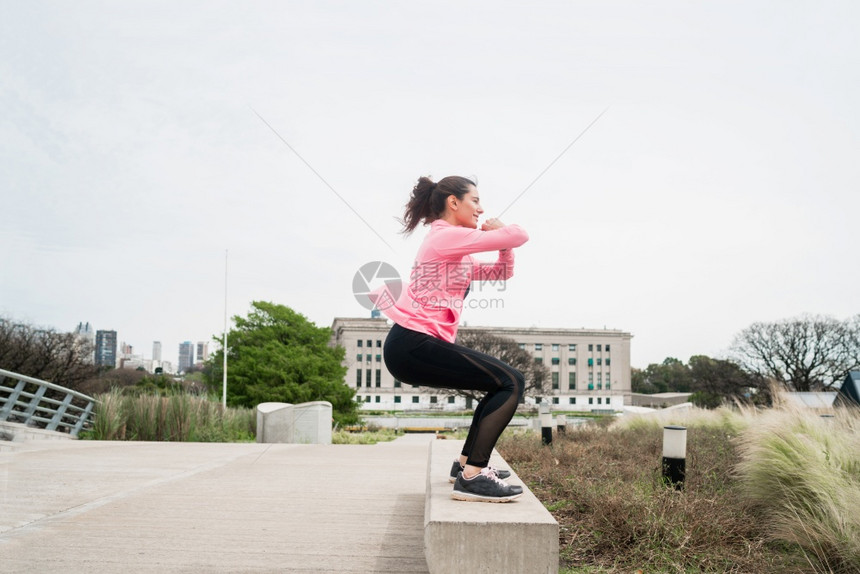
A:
[844, 314, 860, 373]
[730, 314, 853, 392]
[418, 329, 551, 403]
[0, 318, 98, 391]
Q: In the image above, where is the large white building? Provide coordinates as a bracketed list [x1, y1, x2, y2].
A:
[330, 317, 632, 412]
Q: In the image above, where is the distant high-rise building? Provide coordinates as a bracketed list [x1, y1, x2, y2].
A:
[95, 330, 118, 368]
[152, 341, 162, 363]
[74, 321, 95, 342]
[178, 341, 194, 373]
[73, 322, 96, 363]
[196, 341, 209, 365]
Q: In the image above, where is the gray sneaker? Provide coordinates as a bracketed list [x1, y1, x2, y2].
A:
[451, 468, 523, 503]
[448, 460, 511, 483]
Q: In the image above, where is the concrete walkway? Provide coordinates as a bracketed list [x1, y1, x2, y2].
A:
[0, 435, 434, 573]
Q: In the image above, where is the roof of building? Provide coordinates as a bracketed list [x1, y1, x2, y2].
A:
[781, 392, 838, 408]
[836, 371, 860, 406]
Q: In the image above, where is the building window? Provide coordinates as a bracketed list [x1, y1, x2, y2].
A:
[535, 343, 542, 351]
[551, 357, 560, 365]
[518, 343, 525, 349]
[376, 340, 382, 347]
[365, 396, 371, 403]
[597, 358, 602, 366]
[568, 344, 576, 351]
[394, 396, 401, 403]
[606, 382, 611, 390]
[606, 358, 611, 366]
[375, 396, 381, 403]
[588, 344, 593, 352]
[412, 396, 419, 403]
[394, 379, 401, 388]
[448, 396, 455, 404]
[366, 339, 372, 348]
[606, 345, 611, 352]
[430, 396, 437, 404]
[568, 372, 576, 389]
[569, 397, 576, 405]
[588, 358, 594, 366]
[551, 344, 559, 351]
[356, 353, 362, 361]
[366, 369, 371, 384]
[535, 357, 543, 364]
[535, 397, 542, 404]
[597, 397, 602, 404]
[552, 372, 559, 389]
[375, 354, 381, 362]
[588, 397, 594, 405]
[597, 344, 602, 352]
[589, 373, 594, 384]
[356, 370, 362, 386]
[375, 369, 381, 387]
[568, 357, 576, 365]
[357, 340, 363, 348]
[552, 397, 559, 405]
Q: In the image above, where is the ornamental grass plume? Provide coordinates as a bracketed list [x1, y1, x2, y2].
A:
[734, 404, 860, 573]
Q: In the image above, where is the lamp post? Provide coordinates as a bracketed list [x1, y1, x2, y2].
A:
[662, 425, 687, 490]
[540, 403, 552, 445]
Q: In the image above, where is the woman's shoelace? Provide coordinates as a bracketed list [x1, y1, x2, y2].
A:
[480, 467, 510, 486]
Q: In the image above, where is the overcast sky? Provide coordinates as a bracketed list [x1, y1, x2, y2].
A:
[2, 1, 858, 369]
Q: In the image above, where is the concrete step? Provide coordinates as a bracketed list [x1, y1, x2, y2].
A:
[424, 438, 559, 574]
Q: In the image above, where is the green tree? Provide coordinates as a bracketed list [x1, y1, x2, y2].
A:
[630, 367, 649, 393]
[205, 302, 358, 426]
[634, 358, 693, 394]
[688, 355, 766, 408]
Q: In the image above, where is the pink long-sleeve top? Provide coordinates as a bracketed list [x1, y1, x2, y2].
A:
[376, 220, 529, 343]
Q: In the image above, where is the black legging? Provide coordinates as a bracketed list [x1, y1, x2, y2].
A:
[383, 323, 525, 468]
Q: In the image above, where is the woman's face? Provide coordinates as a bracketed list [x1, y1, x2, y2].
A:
[449, 185, 484, 228]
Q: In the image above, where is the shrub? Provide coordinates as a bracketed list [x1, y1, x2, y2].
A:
[83, 391, 255, 442]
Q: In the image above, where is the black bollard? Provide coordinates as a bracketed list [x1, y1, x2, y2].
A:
[662, 425, 687, 490]
[540, 404, 552, 445]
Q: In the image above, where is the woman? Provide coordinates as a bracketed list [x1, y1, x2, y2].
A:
[378, 175, 530, 502]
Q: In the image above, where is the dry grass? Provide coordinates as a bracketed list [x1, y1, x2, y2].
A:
[497, 408, 811, 573]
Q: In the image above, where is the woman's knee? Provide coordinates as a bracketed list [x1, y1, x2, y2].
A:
[513, 369, 525, 401]
[500, 368, 525, 399]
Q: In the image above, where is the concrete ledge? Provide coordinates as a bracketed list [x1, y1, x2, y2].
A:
[424, 439, 559, 574]
[0, 421, 75, 442]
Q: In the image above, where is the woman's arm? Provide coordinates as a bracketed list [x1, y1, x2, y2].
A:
[431, 224, 529, 259]
[472, 248, 516, 281]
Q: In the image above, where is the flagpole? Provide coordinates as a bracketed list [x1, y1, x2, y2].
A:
[222, 249, 228, 408]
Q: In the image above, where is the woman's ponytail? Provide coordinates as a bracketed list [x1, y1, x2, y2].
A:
[400, 175, 475, 235]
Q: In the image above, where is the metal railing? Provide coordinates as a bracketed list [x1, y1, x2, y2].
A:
[0, 368, 97, 437]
